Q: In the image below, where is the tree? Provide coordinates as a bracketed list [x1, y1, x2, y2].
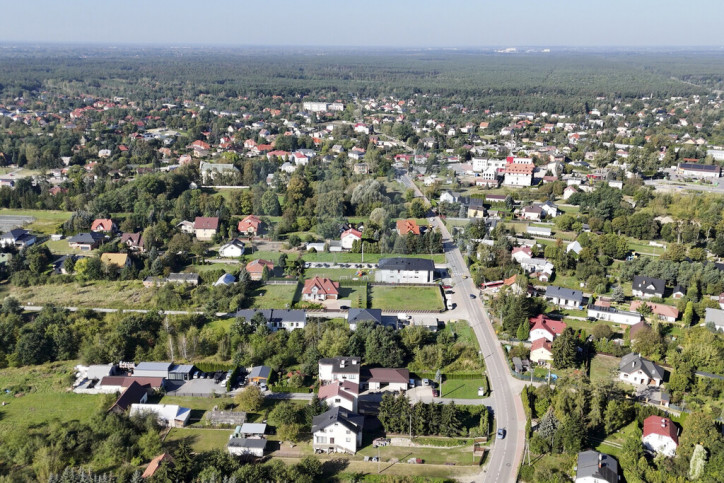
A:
[137, 429, 163, 460]
[689, 444, 707, 480]
[516, 320, 530, 341]
[173, 438, 193, 482]
[278, 422, 303, 443]
[408, 198, 428, 218]
[611, 285, 626, 303]
[551, 328, 577, 369]
[234, 385, 263, 412]
[440, 401, 462, 437]
[559, 415, 584, 454]
[591, 324, 612, 341]
[538, 407, 559, 443]
[682, 301, 694, 326]
[261, 190, 281, 216]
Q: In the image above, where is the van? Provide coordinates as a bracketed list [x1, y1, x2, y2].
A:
[422, 378, 430, 386]
[446, 300, 454, 310]
[409, 378, 416, 389]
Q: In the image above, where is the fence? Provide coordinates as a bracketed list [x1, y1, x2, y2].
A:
[265, 279, 299, 285]
[270, 385, 314, 394]
[414, 372, 484, 381]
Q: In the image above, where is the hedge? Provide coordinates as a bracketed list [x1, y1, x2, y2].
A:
[196, 362, 235, 373]
[270, 385, 314, 394]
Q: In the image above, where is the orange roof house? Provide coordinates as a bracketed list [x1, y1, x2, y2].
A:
[396, 219, 421, 236]
[246, 259, 274, 281]
[91, 218, 116, 232]
[142, 453, 174, 479]
[238, 215, 262, 235]
[302, 276, 340, 301]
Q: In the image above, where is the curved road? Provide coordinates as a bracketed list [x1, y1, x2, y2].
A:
[400, 173, 525, 483]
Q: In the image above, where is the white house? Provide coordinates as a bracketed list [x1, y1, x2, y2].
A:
[618, 353, 664, 387]
[530, 339, 553, 364]
[319, 357, 361, 384]
[504, 163, 534, 187]
[365, 368, 409, 392]
[312, 407, 364, 454]
[375, 257, 435, 284]
[129, 404, 191, 427]
[566, 241, 583, 255]
[218, 239, 245, 258]
[292, 152, 309, 166]
[545, 286, 583, 308]
[528, 315, 566, 343]
[0, 228, 36, 249]
[587, 305, 642, 325]
[642, 416, 678, 457]
[318, 380, 359, 413]
[340, 229, 362, 250]
[227, 438, 266, 457]
[511, 246, 533, 263]
[563, 186, 578, 200]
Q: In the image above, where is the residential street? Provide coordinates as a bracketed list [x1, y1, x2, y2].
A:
[400, 173, 525, 483]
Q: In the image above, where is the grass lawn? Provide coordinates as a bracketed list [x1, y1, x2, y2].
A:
[7, 280, 155, 309]
[440, 378, 488, 399]
[0, 361, 101, 432]
[0, 208, 71, 235]
[548, 272, 585, 292]
[356, 443, 477, 466]
[589, 354, 620, 383]
[187, 262, 239, 273]
[338, 283, 368, 309]
[302, 252, 447, 264]
[165, 427, 232, 452]
[304, 268, 371, 280]
[250, 283, 298, 309]
[444, 320, 480, 350]
[244, 250, 286, 263]
[43, 238, 95, 255]
[369, 285, 444, 311]
[627, 239, 665, 256]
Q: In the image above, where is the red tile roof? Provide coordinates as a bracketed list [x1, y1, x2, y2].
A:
[367, 368, 409, 384]
[318, 381, 357, 403]
[238, 215, 262, 233]
[529, 314, 567, 338]
[629, 301, 679, 319]
[192, 140, 210, 150]
[341, 228, 362, 239]
[643, 416, 678, 444]
[505, 163, 535, 174]
[91, 218, 114, 232]
[194, 216, 219, 230]
[396, 219, 421, 235]
[246, 258, 274, 274]
[302, 276, 339, 296]
[530, 338, 552, 353]
[142, 453, 174, 479]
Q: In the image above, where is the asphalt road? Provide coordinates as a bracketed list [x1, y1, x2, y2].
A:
[400, 173, 524, 483]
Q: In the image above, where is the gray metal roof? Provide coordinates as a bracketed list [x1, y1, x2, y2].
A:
[545, 285, 583, 303]
[271, 309, 306, 324]
[619, 353, 664, 380]
[312, 407, 364, 434]
[135, 362, 173, 372]
[347, 308, 382, 325]
[378, 257, 435, 272]
[239, 423, 267, 435]
[227, 437, 267, 449]
[576, 451, 618, 483]
[632, 275, 666, 296]
[249, 365, 271, 379]
[170, 364, 195, 374]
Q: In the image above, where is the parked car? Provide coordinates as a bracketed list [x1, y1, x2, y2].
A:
[469, 294, 476, 299]
[422, 378, 430, 386]
[373, 438, 391, 447]
[409, 378, 416, 388]
[445, 290, 454, 294]
[497, 428, 506, 439]
[432, 389, 439, 397]
[442, 284, 453, 289]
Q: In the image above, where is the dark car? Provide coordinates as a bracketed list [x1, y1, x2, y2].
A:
[497, 428, 506, 439]
[445, 290, 454, 294]
[469, 294, 476, 299]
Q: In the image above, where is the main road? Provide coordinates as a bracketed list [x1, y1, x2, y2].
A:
[400, 173, 525, 483]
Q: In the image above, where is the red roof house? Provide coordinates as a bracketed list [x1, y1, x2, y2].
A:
[642, 416, 678, 457]
[302, 276, 340, 301]
[246, 259, 274, 281]
[91, 218, 116, 232]
[529, 315, 567, 342]
[396, 219, 421, 236]
[238, 215, 262, 235]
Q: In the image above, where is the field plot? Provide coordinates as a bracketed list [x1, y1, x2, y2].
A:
[369, 285, 444, 311]
[8, 280, 154, 309]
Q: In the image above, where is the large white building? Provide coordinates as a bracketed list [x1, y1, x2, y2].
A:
[503, 163, 534, 186]
[375, 257, 435, 284]
[312, 407, 364, 454]
[303, 101, 328, 112]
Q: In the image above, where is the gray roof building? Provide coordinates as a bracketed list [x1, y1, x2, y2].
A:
[704, 307, 724, 332]
[347, 308, 383, 327]
[619, 353, 665, 381]
[545, 285, 584, 305]
[312, 407, 364, 434]
[377, 257, 435, 272]
[576, 450, 618, 483]
[632, 275, 666, 297]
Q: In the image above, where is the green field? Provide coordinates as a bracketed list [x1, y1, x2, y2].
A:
[7, 280, 155, 309]
[250, 283, 299, 309]
[589, 354, 621, 383]
[444, 320, 480, 350]
[0, 361, 101, 432]
[369, 285, 444, 311]
[165, 427, 233, 452]
[304, 268, 371, 280]
[440, 378, 488, 399]
[338, 283, 368, 309]
[356, 442, 476, 466]
[302, 252, 446, 264]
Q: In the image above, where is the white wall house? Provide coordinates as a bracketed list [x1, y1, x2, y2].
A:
[312, 407, 364, 454]
[587, 305, 642, 325]
[642, 416, 678, 457]
[318, 357, 361, 384]
[375, 258, 435, 284]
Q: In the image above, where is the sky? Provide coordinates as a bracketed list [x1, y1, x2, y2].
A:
[1, 0, 722, 48]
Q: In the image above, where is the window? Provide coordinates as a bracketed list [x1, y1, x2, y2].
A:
[346, 437, 351, 443]
[316, 436, 327, 444]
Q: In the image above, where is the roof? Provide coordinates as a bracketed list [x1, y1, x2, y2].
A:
[170, 364, 195, 374]
[142, 453, 174, 479]
[214, 273, 236, 286]
[246, 259, 274, 273]
[576, 451, 618, 483]
[545, 285, 583, 303]
[249, 365, 271, 380]
[632, 275, 666, 295]
[194, 216, 219, 230]
[135, 362, 173, 372]
[120, 232, 143, 246]
[705, 308, 724, 329]
[468, 197, 485, 209]
[366, 368, 409, 384]
[1, 228, 29, 240]
[505, 164, 535, 174]
[91, 218, 114, 231]
[629, 301, 679, 319]
[238, 215, 262, 231]
[100, 253, 128, 267]
[377, 257, 435, 272]
[619, 353, 665, 380]
[566, 241, 582, 254]
[108, 381, 148, 413]
[530, 338, 552, 353]
[678, 162, 720, 172]
[629, 321, 651, 339]
[341, 228, 362, 239]
[318, 381, 357, 403]
[319, 356, 361, 374]
[228, 437, 267, 449]
[312, 407, 364, 434]
[67, 232, 104, 244]
[239, 423, 267, 435]
[347, 308, 382, 325]
[511, 247, 532, 257]
[396, 219, 421, 235]
[522, 205, 543, 214]
[233, 309, 272, 322]
[529, 314, 566, 337]
[270, 309, 306, 324]
[99, 376, 165, 389]
[672, 284, 685, 294]
[302, 276, 340, 296]
[167, 273, 199, 283]
[643, 416, 678, 444]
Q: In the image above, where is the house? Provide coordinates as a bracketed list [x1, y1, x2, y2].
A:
[130, 404, 191, 427]
[527, 226, 552, 237]
[618, 353, 664, 387]
[67, 232, 104, 250]
[237, 422, 267, 438]
[302, 276, 340, 301]
[676, 162, 721, 179]
[218, 239, 246, 258]
[375, 257, 435, 284]
[107, 381, 149, 414]
[521, 205, 543, 221]
[268, 309, 307, 331]
[177, 220, 195, 234]
[120, 232, 144, 252]
[545, 286, 584, 308]
[629, 321, 651, 343]
[540, 201, 559, 218]
[631, 276, 666, 299]
[98, 376, 166, 393]
[142, 453, 174, 479]
[237, 215, 262, 236]
[629, 301, 679, 323]
[575, 450, 618, 483]
[671, 285, 685, 299]
[340, 229, 362, 250]
[566, 241, 583, 255]
[246, 259, 274, 281]
[167, 273, 200, 286]
[318, 380, 359, 412]
[100, 253, 130, 269]
[528, 314, 566, 343]
[642, 416, 678, 457]
[563, 185, 579, 200]
[530, 338, 553, 364]
[365, 368, 409, 392]
[312, 407, 364, 454]
[91, 218, 116, 233]
[396, 219, 421, 236]
[0, 228, 36, 249]
[467, 198, 486, 218]
[503, 163, 534, 187]
[518, 257, 554, 279]
[227, 438, 266, 458]
[346, 308, 382, 331]
[587, 304, 642, 325]
[704, 307, 724, 332]
[200, 161, 239, 183]
[133, 362, 196, 381]
[194, 217, 219, 241]
[319, 357, 361, 384]
[214, 273, 236, 286]
[440, 191, 462, 204]
[292, 151, 309, 166]
[353, 163, 369, 175]
[511, 247, 533, 263]
[248, 365, 272, 385]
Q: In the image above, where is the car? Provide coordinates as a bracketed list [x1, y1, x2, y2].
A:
[442, 284, 453, 289]
[497, 428, 506, 439]
[339, 305, 350, 310]
[259, 383, 268, 391]
[422, 378, 430, 386]
[587, 317, 597, 322]
[469, 294, 476, 299]
[432, 389, 439, 397]
[445, 290, 454, 294]
[409, 378, 416, 388]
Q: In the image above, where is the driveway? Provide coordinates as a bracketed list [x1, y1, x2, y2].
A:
[167, 379, 228, 397]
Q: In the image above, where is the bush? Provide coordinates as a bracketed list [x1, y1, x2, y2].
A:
[519, 464, 535, 482]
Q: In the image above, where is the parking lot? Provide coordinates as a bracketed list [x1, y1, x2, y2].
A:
[304, 262, 377, 269]
[166, 378, 228, 397]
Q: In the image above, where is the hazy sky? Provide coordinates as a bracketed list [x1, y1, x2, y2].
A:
[1, 0, 722, 48]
